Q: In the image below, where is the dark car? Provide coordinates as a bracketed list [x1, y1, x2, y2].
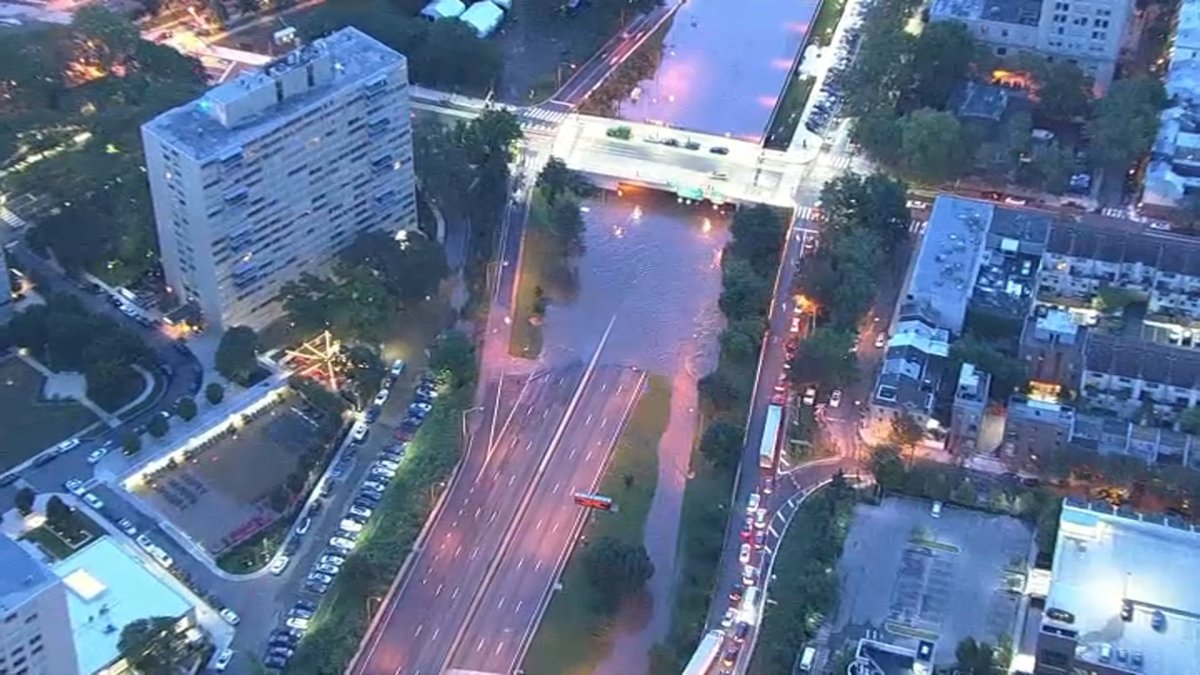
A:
[734, 621, 750, 643]
[294, 599, 317, 612]
[728, 584, 743, 603]
[263, 655, 288, 668]
[1046, 607, 1075, 624]
[709, 146, 730, 155]
[0, 473, 19, 487]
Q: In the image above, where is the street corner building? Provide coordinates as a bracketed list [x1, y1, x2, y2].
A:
[140, 27, 417, 333]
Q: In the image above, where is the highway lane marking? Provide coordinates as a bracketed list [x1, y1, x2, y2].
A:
[495, 641, 505, 655]
[436, 583, 444, 596]
[452, 586, 461, 600]
[552, 520, 560, 533]
[517, 557, 524, 570]
[498, 596, 506, 609]
[454, 544, 462, 558]
[475, 507, 482, 519]
[508, 474, 516, 486]
[769, 526, 780, 538]
[585, 413, 593, 425]
[490, 510, 498, 523]
[585, 450, 593, 462]
[476, 638, 486, 653]
[542, 408, 549, 419]
[432, 628, 440, 641]
[458, 507, 464, 516]
[515, 600, 523, 613]
[535, 560, 543, 572]
[415, 624, 423, 637]
[535, 518, 544, 530]
[471, 547, 479, 560]
[552, 481, 561, 495]
[601, 417, 609, 429]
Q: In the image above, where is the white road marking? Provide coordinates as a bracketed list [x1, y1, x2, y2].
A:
[476, 638, 485, 652]
[535, 560, 543, 572]
[431, 628, 440, 641]
[585, 413, 593, 425]
[452, 586, 460, 600]
[475, 507, 482, 519]
[517, 557, 525, 570]
[536, 518, 544, 530]
[508, 474, 516, 486]
[490, 510, 497, 523]
[542, 409, 549, 419]
[601, 417, 609, 429]
[585, 450, 593, 462]
[457, 507, 464, 516]
[436, 583, 444, 596]
[495, 641, 505, 655]
[552, 481, 561, 494]
[415, 624, 423, 637]
[497, 596, 506, 609]
[471, 546, 479, 560]
[454, 545, 462, 558]
[769, 526, 780, 538]
[515, 600, 523, 613]
[552, 520, 560, 533]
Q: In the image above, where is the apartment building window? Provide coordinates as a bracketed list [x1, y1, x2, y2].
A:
[1094, 18, 1109, 27]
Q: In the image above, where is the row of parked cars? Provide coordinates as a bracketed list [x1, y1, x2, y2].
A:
[264, 371, 440, 670]
[805, 3, 868, 136]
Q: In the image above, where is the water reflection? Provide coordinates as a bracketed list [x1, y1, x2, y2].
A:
[540, 189, 729, 375]
[617, 0, 818, 141]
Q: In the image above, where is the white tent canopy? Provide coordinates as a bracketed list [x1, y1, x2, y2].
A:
[459, 1, 504, 37]
[420, 0, 466, 20]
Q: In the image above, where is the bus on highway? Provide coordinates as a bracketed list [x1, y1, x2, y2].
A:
[759, 403, 783, 470]
[681, 629, 725, 675]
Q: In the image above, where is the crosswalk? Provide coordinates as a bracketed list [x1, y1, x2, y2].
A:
[909, 219, 927, 234]
[0, 206, 28, 230]
[1101, 207, 1128, 219]
[818, 154, 854, 170]
[795, 205, 824, 222]
[520, 105, 571, 131]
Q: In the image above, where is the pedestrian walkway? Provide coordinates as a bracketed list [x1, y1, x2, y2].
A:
[17, 353, 121, 428]
[794, 205, 825, 222]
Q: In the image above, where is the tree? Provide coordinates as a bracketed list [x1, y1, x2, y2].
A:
[45, 496, 73, 531]
[1180, 406, 1200, 435]
[339, 230, 449, 307]
[428, 330, 476, 390]
[148, 414, 169, 438]
[121, 430, 142, 455]
[910, 22, 980, 110]
[14, 487, 35, 516]
[1012, 55, 1093, 123]
[954, 637, 998, 674]
[820, 172, 910, 248]
[948, 334, 1025, 403]
[950, 478, 977, 506]
[1094, 286, 1142, 313]
[1086, 77, 1165, 171]
[788, 326, 858, 389]
[537, 157, 595, 205]
[1024, 142, 1075, 194]
[900, 108, 967, 183]
[728, 205, 786, 267]
[462, 108, 523, 165]
[204, 382, 225, 406]
[870, 445, 907, 490]
[118, 616, 191, 675]
[700, 421, 743, 469]
[719, 258, 772, 320]
[214, 326, 260, 385]
[175, 396, 197, 421]
[851, 109, 904, 166]
[890, 414, 925, 449]
[582, 536, 654, 615]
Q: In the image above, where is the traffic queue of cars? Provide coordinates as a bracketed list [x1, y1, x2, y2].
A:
[264, 367, 440, 670]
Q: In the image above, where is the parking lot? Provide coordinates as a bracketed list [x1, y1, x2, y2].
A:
[131, 399, 318, 553]
[829, 496, 1034, 667]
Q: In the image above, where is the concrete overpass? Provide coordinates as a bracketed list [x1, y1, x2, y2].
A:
[551, 114, 800, 208]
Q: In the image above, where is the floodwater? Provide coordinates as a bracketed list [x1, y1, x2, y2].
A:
[540, 190, 729, 372]
[617, 0, 820, 142]
[538, 189, 729, 674]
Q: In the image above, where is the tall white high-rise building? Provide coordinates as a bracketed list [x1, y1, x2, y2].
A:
[0, 537, 80, 675]
[141, 27, 416, 331]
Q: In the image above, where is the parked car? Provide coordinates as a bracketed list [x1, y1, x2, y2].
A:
[339, 519, 364, 533]
[117, 519, 138, 536]
[320, 554, 346, 566]
[315, 563, 340, 576]
[330, 536, 356, 552]
[264, 655, 289, 668]
[285, 615, 310, 630]
[64, 478, 86, 496]
[219, 608, 241, 625]
[82, 493, 104, 510]
[288, 607, 314, 620]
[754, 508, 768, 530]
[829, 390, 843, 408]
[269, 555, 290, 575]
[738, 543, 752, 564]
[351, 422, 369, 444]
[362, 480, 388, 493]
[349, 505, 373, 519]
[214, 649, 234, 672]
[389, 359, 406, 378]
[308, 572, 334, 585]
[303, 580, 329, 595]
[373, 389, 389, 407]
[86, 447, 109, 464]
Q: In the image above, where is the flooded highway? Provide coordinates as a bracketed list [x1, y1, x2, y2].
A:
[617, 0, 820, 141]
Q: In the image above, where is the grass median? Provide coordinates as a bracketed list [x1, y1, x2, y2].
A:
[509, 229, 554, 359]
[523, 374, 671, 675]
[287, 379, 473, 674]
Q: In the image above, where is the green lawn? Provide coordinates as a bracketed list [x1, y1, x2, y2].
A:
[765, 75, 815, 151]
[811, 0, 849, 47]
[0, 358, 99, 473]
[523, 374, 671, 675]
[21, 508, 105, 561]
[509, 229, 556, 359]
[21, 525, 78, 560]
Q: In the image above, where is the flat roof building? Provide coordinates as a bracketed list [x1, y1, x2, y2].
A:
[0, 537, 79, 675]
[52, 537, 198, 675]
[1036, 499, 1200, 674]
[1143, 0, 1200, 217]
[141, 27, 417, 331]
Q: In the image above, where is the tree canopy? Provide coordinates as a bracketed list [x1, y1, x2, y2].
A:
[1085, 77, 1165, 171]
[118, 616, 193, 675]
[582, 536, 654, 615]
[699, 420, 744, 470]
[214, 326, 260, 385]
[788, 326, 859, 389]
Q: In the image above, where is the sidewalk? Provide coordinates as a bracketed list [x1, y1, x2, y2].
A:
[17, 353, 121, 428]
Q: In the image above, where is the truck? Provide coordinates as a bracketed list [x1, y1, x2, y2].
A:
[759, 403, 783, 470]
[738, 586, 761, 625]
[681, 629, 726, 675]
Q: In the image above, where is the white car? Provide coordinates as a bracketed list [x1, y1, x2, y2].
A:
[829, 390, 843, 408]
[742, 564, 758, 587]
[739, 543, 752, 564]
[754, 508, 768, 530]
[802, 386, 817, 406]
[410, 401, 433, 414]
[56, 438, 80, 454]
[136, 533, 153, 550]
[308, 572, 334, 585]
[320, 554, 346, 566]
[82, 493, 104, 510]
[314, 563, 340, 575]
[151, 548, 173, 568]
[330, 536, 356, 552]
[351, 421, 369, 444]
[339, 518, 364, 533]
[875, 333, 888, 349]
[286, 616, 310, 631]
[371, 466, 397, 479]
[788, 316, 802, 334]
[349, 505, 374, 519]
[218, 608, 240, 626]
[721, 608, 737, 628]
[373, 389, 389, 407]
[362, 480, 388, 493]
[376, 459, 401, 471]
[269, 555, 291, 576]
[64, 478, 86, 496]
[86, 447, 108, 464]
[389, 359, 406, 377]
[747, 493, 760, 514]
[118, 519, 138, 536]
[214, 648, 234, 672]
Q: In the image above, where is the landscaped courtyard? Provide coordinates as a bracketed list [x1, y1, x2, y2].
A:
[0, 357, 99, 472]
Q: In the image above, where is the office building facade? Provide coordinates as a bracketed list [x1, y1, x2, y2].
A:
[0, 538, 79, 675]
[141, 27, 416, 331]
